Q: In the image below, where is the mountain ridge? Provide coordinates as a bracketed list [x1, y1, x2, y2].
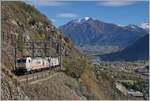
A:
[59, 17, 148, 54]
[99, 34, 149, 61]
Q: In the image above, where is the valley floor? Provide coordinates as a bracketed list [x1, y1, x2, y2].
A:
[93, 60, 149, 100]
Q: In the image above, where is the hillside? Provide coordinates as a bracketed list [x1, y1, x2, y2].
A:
[1, 1, 116, 100]
[59, 17, 148, 55]
[99, 34, 149, 61]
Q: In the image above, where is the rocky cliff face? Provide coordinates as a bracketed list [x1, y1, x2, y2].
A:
[1, 1, 115, 100]
[1, 1, 83, 99]
[1, 67, 29, 100]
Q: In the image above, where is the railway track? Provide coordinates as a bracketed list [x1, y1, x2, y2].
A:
[29, 73, 59, 85]
[17, 67, 60, 84]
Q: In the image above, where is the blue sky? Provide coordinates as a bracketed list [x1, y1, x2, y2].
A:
[25, 0, 149, 27]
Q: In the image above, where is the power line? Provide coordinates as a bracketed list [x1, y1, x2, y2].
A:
[14, 38, 63, 72]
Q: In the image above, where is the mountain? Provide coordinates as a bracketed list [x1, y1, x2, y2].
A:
[99, 34, 149, 61]
[140, 22, 149, 32]
[124, 24, 148, 32]
[59, 17, 148, 54]
[1, 1, 115, 100]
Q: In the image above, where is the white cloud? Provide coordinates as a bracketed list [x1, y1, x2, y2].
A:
[24, 0, 68, 6]
[98, 0, 137, 7]
[51, 19, 56, 22]
[24, 0, 35, 6]
[58, 13, 79, 18]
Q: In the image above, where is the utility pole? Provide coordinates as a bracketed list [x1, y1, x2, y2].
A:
[32, 41, 35, 58]
[44, 41, 47, 57]
[59, 41, 62, 70]
[14, 42, 16, 71]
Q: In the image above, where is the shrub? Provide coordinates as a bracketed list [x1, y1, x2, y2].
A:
[63, 58, 88, 78]
[64, 36, 70, 43]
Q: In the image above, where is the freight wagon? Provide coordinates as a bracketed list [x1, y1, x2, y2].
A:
[15, 57, 60, 74]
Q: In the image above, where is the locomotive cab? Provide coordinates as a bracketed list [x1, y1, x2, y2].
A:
[15, 57, 32, 73]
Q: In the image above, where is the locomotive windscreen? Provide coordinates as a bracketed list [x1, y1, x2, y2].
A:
[17, 59, 26, 63]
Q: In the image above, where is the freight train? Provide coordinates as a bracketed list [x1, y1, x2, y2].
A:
[15, 57, 60, 74]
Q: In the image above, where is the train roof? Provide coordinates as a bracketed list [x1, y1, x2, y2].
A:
[17, 56, 59, 60]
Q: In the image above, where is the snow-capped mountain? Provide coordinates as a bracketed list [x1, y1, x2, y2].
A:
[140, 22, 149, 32]
[71, 17, 92, 23]
[124, 24, 147, 32]
[127, 24, 140, 29]
[59, 17, 148, 54]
